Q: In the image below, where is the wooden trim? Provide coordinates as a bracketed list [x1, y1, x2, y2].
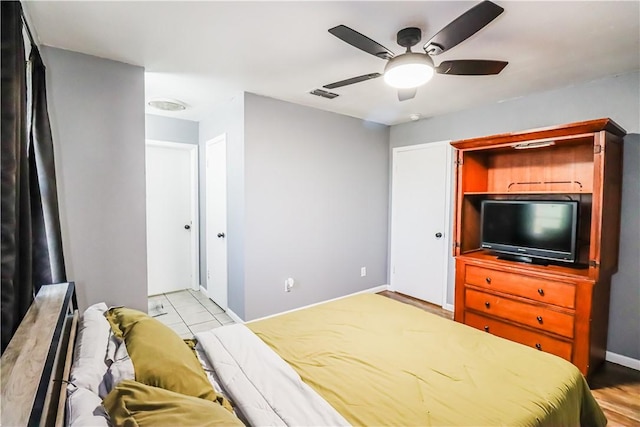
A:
[0, 282, 76, 427]
[55, 310, 78, 427]
[451, 118, 626, 150]
[30, 283, 75, 426]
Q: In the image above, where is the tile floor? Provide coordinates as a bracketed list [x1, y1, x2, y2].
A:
[148, 289, 235, 339]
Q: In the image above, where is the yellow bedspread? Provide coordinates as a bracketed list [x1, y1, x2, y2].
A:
[248, 293, 606, 426]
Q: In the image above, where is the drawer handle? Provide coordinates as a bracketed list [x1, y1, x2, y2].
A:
[484, 301, 490, 308]
[485, 277, 492, 284]
[484, 326, 490, 332]
[538, 288, 545, 296]
[536, 315, 543, 324]
[535, 343, 542, 350]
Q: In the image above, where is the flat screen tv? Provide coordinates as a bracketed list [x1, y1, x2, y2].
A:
[480, 200, 579, 265]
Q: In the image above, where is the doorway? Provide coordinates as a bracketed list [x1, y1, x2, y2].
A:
[389, 141, 452, 306]
[205, 134, 228, 309]
[146, 140, 199, 296]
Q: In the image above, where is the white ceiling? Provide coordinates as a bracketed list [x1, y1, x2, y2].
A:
[24, 1, 640, 126]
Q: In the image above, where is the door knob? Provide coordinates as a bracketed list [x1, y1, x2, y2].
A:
[435, 232, 443, 239]
[217, 232, 225, 238]
[184, 225, 191, 230]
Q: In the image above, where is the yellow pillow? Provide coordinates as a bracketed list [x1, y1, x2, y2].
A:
[104, 307, 229, 409]
[103, 380, 244, 427]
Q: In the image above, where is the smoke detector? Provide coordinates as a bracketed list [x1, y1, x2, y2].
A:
[147, 99, 187, 112]
[409, 113, 421, 121]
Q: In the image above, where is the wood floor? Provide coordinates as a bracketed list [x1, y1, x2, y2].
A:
[379, 290, 640, 427]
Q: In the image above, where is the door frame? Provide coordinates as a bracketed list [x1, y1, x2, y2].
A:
[145, 139, 200, 292]
[205, 134, 228, 309]
[389, 140, 453, 308]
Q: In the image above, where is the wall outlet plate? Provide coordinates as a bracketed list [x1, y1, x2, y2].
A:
[285, 278, 294, 292]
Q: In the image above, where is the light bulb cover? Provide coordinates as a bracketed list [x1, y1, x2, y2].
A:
[148, 99, 187, 111]
[384, 53, 434, 89]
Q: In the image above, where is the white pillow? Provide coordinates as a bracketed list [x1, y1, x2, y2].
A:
[101, 341, 135, 397]
[69, 303, 111, 395]
[67, 387, 110, 427]
[104, 332, 120, 367]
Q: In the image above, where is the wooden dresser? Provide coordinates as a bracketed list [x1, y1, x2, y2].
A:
[450, 119, 626, 376]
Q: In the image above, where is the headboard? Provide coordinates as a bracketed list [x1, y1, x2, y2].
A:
[1, 282, 77, 426]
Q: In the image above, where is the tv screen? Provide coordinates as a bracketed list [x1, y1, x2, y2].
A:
[480, 200, 578, 264]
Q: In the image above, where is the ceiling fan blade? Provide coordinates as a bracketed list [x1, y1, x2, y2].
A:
[435, 60, 508, 75]
[329, 25, 395, 60]
[323, 73, 382, 89]
[423, 1, 504, 55]
[398, 88, 417, 101]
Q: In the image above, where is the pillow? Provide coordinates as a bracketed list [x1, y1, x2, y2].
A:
[67, 387, 110, 427]
[70, 303, 111, 395]
[101, 341, 135, 397]
[105, 331, 120, 366]
[104, 307, 226, 405]
[103, 380, 244, 427]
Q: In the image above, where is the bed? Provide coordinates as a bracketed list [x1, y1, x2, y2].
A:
[1, 283, 606, 426]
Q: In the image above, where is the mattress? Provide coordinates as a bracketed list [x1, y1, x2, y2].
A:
[248, 293, 606, 426]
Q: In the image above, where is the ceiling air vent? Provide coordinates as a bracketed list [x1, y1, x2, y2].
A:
[310, 89, 339, 99]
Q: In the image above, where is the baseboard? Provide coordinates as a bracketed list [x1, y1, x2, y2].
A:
[362, 284, 390, 294]
[387, 286, 454, 313]
[198, 285, 244, 323]
[248, 284, 390, 323]
[606, 351, 640, 371]
[225, 308, 244, 324]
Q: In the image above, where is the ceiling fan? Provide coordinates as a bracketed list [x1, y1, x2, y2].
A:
[324, 0, 508, 101]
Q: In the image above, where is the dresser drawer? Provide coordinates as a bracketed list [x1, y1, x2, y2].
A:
[465, 288, 575, 338]
[465, 312, 573, 361]
[465, 265, 576, 309]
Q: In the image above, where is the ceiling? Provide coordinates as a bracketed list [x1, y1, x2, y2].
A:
[24, 1, 640, 126]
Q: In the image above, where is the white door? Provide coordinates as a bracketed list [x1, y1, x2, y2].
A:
[206, 135, 228, 309]
[146, 141, 198, 296]
[390, 141, 451, 305]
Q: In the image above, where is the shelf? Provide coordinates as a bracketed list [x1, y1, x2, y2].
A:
[458, 250, 593, 281]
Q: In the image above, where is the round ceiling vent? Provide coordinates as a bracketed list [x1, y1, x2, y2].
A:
[147, 99, 187, 112]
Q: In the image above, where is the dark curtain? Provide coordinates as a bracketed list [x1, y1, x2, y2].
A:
[1, 0, 32, 353]
[1, 1, 67, 353]
[29, 47, 67, 286]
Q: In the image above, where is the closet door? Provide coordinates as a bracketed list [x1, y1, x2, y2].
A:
[390, 142, 451, 305]
[146, 141, 198, 296]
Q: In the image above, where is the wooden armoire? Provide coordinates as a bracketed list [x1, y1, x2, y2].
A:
[450, 118, 626, 376]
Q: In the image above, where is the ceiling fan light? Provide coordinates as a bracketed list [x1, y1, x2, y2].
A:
[384, 53, 434, 89]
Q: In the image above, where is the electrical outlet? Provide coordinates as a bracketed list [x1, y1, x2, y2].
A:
[361, 267, 367, 277]
[284, 278, 294, 292]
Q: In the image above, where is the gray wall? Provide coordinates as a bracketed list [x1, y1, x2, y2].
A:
[43, 47, 147, 312]
[146, 114, 198, 145]
[199, 94, 246, 318]
[242, 93, 390, 320]
[390, 71, 640, 359]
